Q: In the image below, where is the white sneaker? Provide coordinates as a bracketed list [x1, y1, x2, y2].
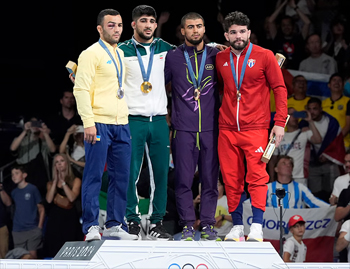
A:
[102, 224, 139, 240]
[85, 225, 101, 241]
[247, 223, 263, 242]
[224, 225, 245, 242]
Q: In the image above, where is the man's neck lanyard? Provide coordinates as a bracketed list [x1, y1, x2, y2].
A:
[229, 43, 253, 101]
[98, 39, 124, 99]
[184, 46, 207, 101]
[132, 39, 155, 94]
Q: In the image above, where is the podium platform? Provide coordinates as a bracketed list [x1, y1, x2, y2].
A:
[0, 241, 349, 269]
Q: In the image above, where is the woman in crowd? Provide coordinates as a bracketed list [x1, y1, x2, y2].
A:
[43, 153, 83, 258]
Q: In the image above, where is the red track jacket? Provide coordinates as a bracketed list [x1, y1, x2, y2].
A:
[216, 42, 287, 131]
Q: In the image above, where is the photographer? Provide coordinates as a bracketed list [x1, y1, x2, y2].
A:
[9, 117, 56, 198]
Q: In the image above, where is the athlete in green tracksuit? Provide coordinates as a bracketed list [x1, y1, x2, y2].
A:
[118, 5, 176, 240]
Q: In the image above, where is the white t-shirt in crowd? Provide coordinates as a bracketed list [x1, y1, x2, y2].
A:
[283, 236, 307, 262]
[332, 174, 350, 198]
[340, 220, 350, 262]
[274, 129, 312, 179]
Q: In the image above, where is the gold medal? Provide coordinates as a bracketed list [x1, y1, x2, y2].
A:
[141, 81, 152, 93]
[194, 88, 200, 101]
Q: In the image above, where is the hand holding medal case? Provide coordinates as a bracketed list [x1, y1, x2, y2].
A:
[66, 61, 77, 78]
[261, 53, 288, 163]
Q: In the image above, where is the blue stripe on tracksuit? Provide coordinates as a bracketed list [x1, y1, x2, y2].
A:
[293, 181, 299, 209]
[81, 123, 131, 234]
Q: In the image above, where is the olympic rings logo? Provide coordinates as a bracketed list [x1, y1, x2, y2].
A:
[168, 263, 209, 269]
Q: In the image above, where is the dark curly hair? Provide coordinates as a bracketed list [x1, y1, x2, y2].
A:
[223, 11, 250, 32]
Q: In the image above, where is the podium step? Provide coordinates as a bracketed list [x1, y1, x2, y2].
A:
[1, 241, 349, 268]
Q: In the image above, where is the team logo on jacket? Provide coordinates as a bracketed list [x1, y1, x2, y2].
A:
[247, 59, 256, 68]
[205, 64, 214, 70]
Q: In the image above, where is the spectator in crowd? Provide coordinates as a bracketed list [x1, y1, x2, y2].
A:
[299, 33, 338, 75]
[48, 90, 83, 148]
[336, 219, 350, 262]
[322, 73, 350, 149]
[323, 15, 350, 77]
[330, 150, 350, 205]
[9, 164, 45, 259]
[287, 75, 310, 111]
[43, 153, 83, 257]
[335, 184, 350, 223]
[266, 155, 329, 208]
[4, 247, 33, 259]
[9, 117, 56, 198]
[59, 125, 85, 178]
[268, 107, 322, 186]
[283, 214, 307, 262]
[0, 182, 11, 259]
[214, 175, 233, 241]
[268, 0, 310, 69]
[334, 182, 350, 263]
[301, 97, 345, 202]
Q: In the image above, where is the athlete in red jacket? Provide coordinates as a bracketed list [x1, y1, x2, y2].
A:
[216, 11, 287, 242]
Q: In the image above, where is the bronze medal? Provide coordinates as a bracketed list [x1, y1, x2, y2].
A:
[141, 81, 152, 93]
[194, 88, 200, 101]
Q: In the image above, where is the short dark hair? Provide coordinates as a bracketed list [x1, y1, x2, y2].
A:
[306, 33, 321, 44]
[180, 12, 205, 28]
[292, 75, 306, 84]
[307, 97, 322, 107]
[280, 15, 294, 25]
[97, 9, 120, 26]
[275, 155, 294, 168]
[132, 5, 157, 21]
[328, 72, 344, 83]
[223, 11, 250, 32]
[11, 164, 27, 174]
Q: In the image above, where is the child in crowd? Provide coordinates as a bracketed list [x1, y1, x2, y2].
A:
[283, 215, 307, 262]
[10, 165, 45, 259]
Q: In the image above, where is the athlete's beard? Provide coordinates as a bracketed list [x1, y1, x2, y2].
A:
[136, 28, 153, 41]
[186, 36, 203, 46]
[230, 38, 249, 51]
[102, 30, 120, 46]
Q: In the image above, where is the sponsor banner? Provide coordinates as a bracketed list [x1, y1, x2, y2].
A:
[243, 204, 337, 262]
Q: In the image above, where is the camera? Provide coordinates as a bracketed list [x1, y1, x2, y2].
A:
[275, 188, 286, 199]
[292, 111, 307, 119]
[30, 120, 42, 128]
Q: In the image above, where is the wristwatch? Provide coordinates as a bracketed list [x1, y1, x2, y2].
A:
[221, 214, 225, 221]
[62, 182, 66, 187]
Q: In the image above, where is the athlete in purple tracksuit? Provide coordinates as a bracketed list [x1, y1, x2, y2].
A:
[164, 12, 220, 241]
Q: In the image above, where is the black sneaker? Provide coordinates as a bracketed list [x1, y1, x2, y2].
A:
[147, 221, 173, 241]
[128, 221, 141, 240]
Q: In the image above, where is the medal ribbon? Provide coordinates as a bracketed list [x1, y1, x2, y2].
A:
[229, 42, 253, 97]
[184, 46, 207, 91]
[98, 39, 123, 90]
[132, 39, 155, 83]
